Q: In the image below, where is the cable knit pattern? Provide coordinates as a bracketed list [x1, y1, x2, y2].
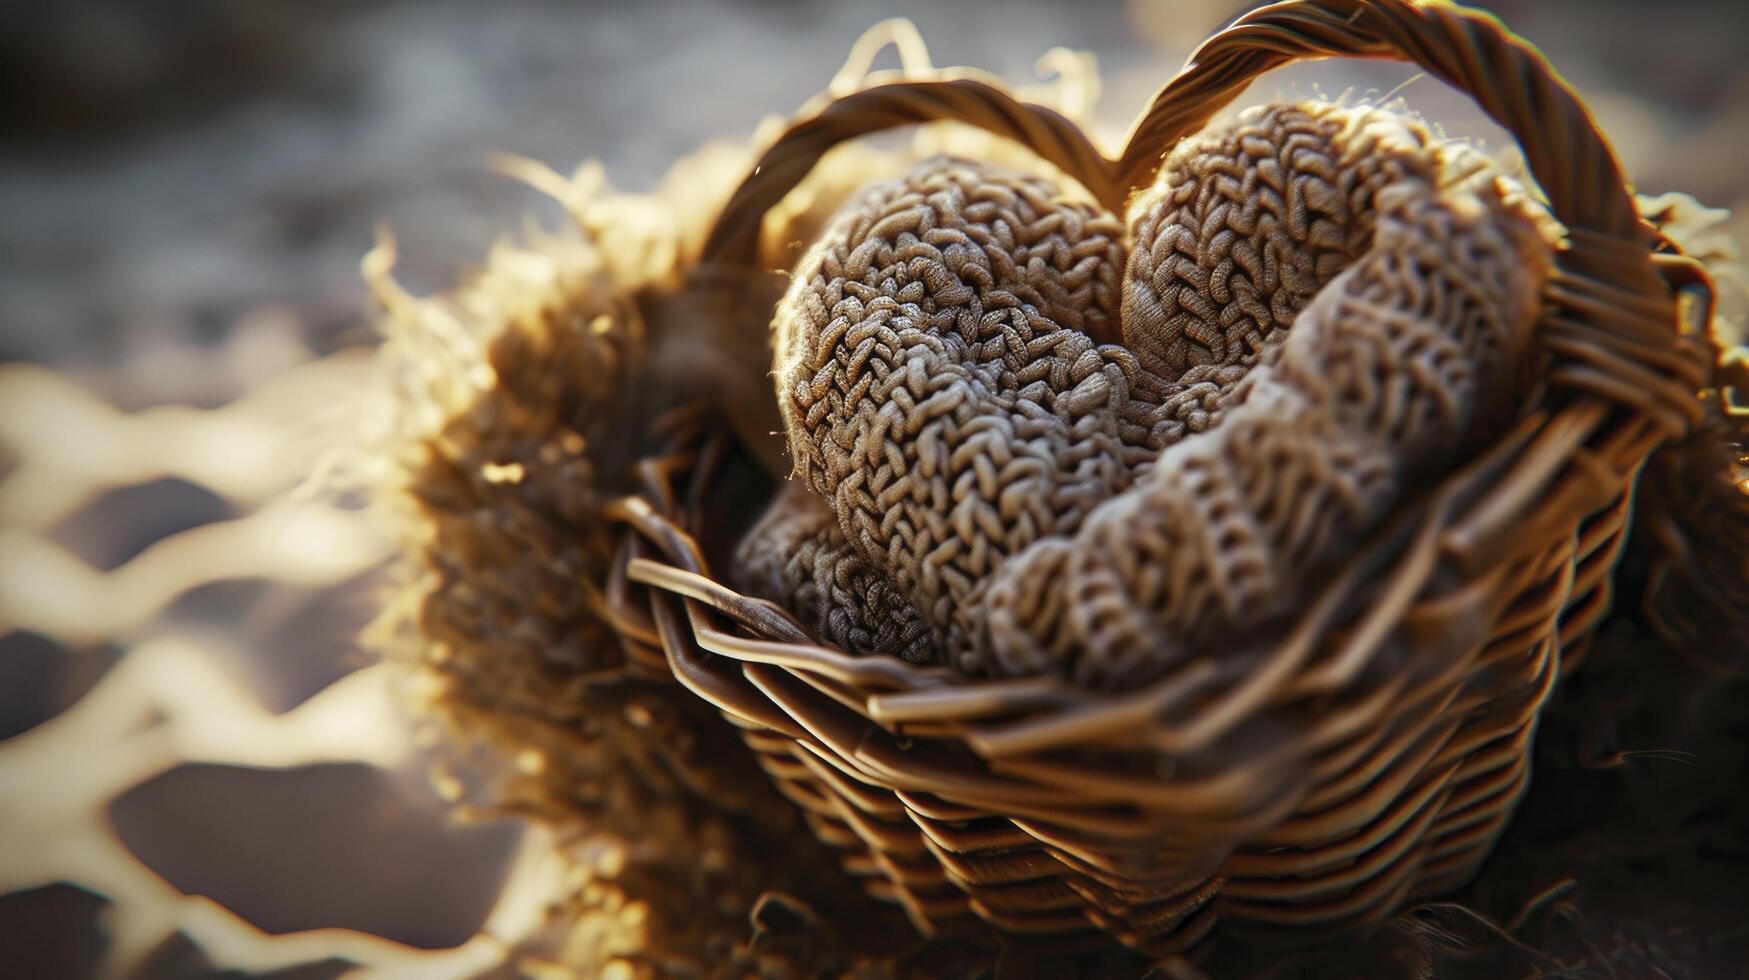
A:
[737, 483, 936, 660]
[1120, 101, 1429, 379]
[736, 101, 1552, 686]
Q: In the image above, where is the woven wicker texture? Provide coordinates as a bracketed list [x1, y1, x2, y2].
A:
[742, 101, 1551, 687]
[589, 0, 1730, 956]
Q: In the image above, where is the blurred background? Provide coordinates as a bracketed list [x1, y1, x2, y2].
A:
[1, 1, 1744, 977]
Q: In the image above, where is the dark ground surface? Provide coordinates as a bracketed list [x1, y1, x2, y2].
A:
[1, 2, 1745, 977]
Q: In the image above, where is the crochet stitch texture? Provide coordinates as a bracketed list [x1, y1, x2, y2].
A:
[739, 100, 1553, 687]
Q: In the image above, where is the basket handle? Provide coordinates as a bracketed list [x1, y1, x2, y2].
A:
[1119, 0, 1701, 437]
[700, 0, 1699, 442]
[699, 74, 1122, 266]
[1121, 0, 1637, 243]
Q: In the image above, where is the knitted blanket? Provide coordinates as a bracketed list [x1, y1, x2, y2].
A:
[736, 100, 1554, 688]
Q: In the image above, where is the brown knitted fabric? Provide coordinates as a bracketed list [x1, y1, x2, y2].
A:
[737, 482, 936, 660]
[738, 157, 1152, 659]
[1119, 101, 1436, 381]
[737, 101, 1553, 687]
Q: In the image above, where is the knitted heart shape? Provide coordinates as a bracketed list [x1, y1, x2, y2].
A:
[738, 100, 1553, 688]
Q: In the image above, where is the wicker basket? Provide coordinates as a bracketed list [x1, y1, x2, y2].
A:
[597, 0, 1717, 958]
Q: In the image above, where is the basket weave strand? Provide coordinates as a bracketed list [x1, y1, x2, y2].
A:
[703, 73, 1122, 267]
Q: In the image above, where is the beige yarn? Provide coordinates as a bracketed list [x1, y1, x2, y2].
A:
[737, 482, 936, 661]
[736, 101, 1553, 688]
